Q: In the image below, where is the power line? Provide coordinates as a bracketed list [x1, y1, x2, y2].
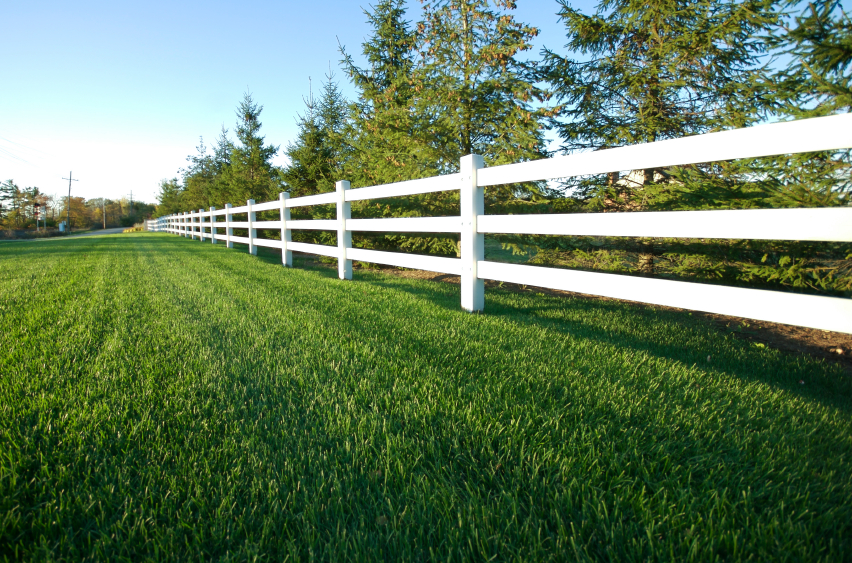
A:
[62, 172, 78, 234]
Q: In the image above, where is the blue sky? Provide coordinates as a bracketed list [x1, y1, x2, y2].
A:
[1, 0, 594, 203]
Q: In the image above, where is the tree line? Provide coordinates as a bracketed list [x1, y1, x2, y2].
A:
[156, 0, 850, 295]
[0, 180, 154, 232]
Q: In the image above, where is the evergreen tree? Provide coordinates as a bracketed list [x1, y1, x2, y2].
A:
[180, 137, 215, 210]
[771, 0, 851, 117]
[0, 180, 17, 225]
[318, 70, 353, 185]
[340, 0, 435, 185]
[415, 0, 549, 174]
[223, 92, 280, 203]
[208, 126, 235, 207]
[754, 0, 851, 207]
[212, 125, 233, 174]
[156, 178, 184, 217]
[543, 0, 781, 210]
[281, 82, 337, 198]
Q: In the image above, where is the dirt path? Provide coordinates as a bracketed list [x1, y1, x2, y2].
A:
[63, 227, 126, 238]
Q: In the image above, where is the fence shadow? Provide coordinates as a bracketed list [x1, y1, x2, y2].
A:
[341, 267, 852, 415]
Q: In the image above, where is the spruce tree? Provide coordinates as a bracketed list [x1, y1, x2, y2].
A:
[415, 0, 549, 172]
[340, 0, 435, 186]
[770, 0, 851, 117]
[223, 92, 280, 203]
[318, 71, 352, 185]
[180, 137, 215, 210]
[281, 83, 336, 198]
[755, 0, 851, 207]
[0, 180, 16, 225]
[156, 178, 183, 217]
[543, 0, 781, 210]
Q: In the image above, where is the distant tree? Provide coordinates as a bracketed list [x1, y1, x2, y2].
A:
[63, 196, 92, 229]
[0, 180, 27, 227]
[318, 71, 352, 183]
[0, 180, 18, 225]
[222, 92, 280, 203]
[44, 194, 59, 223]
[280, 82, 337, 198]
[212, 125, 233, 173]
[208, 126, 234, 206]
[156, 178, 184, 217]
[180, 137, 216, 210]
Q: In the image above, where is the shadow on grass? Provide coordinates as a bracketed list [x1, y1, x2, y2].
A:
[6, 232, 851, 560]
[202, 234, 852, 413]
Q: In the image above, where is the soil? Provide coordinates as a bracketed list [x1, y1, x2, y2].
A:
[297, 255, 851, 372]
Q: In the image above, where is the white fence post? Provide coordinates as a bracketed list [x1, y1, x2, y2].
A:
[460, 154, 485, 312]
[226, 204, 233, 248]
[248, 199, 257, 256]
[197, 209, 204, 240]
[280, 192, 292, 266]
[210, 207, 217, 244]
[337, 180, 352, 280]
[182, 212, 187, 237]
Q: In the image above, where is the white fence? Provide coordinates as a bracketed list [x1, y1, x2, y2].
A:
[148, 114, 852, 334]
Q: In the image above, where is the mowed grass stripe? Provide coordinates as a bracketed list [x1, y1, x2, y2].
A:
[0, 232, 849, 562]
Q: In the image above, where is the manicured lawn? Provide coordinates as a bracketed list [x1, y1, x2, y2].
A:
[1, 232, 849, 561]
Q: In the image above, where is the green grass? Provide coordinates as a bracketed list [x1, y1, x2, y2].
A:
[1, 232, 850, 562]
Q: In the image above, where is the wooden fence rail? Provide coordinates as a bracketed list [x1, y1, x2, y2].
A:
[148, 114, 852, 334]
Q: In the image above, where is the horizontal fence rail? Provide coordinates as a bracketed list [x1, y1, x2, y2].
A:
[148, 114, 852, 334]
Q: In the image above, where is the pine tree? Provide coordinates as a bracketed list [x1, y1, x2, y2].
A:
[156, 178, 184, 217]
[771, 0, 851, 117]
[212, 125, 233, 173]
[180, 137, 215, 210]
[223, 92, 280, 203]
[543, 0, 781, 210]
[754, 0, 851, 207]
[280, 83, 336, 198]
[0, 180, 16, 225]
[318, 70, 352, 185]
[415, 0, 549, 173]
[340, 0, 435, 186]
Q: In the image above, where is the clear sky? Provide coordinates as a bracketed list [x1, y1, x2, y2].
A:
[1, 0, 594, 204]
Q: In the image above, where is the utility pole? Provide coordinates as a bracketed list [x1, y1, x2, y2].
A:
[102, 198, 106, 229]
[62, 172, 78, 234]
